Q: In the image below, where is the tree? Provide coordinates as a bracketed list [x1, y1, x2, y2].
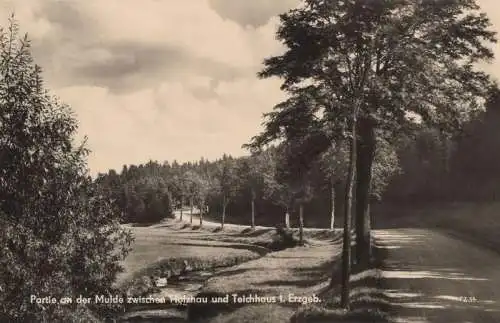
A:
[194, 171, 212, 228]
[246, 80, 357, 308]
[318, 142, 348, 230]
[261, 147, 296, 228]
[0, 17, 133, 321]
[279, 137, 318, 245]
[184, 170, 200, 224]
[292, 174, 314, 246]
[340, 104, 357, 308]
[371, 136, 402, 201]
[141, 176, 172, 222]
[183, 162, 214, 228]
[237, 152, 267, 229]
[213, 154, 239, 230]
[253, 0, 496, 280]
[171, 165, 189, 220]
[448, 87, 500, 200]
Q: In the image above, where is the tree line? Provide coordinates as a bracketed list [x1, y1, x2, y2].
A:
[97, 82, 500, 237]
[97, 82, 500, 231]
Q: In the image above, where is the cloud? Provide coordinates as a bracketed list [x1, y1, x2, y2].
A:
[2, 0, 287, 89]
[57, 76, 286, 174]
[0, 0, 294, 174]
[477, 0, 500, 80]
[208, 0, 300, 28]
[1, 0, 500, 176]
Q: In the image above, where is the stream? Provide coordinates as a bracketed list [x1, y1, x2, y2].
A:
[119, 269, 216, 322]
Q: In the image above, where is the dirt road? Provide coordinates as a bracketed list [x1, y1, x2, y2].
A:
[374, 228, 500, 323]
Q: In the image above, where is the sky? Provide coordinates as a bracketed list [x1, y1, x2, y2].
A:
[1, 0, 500, 175]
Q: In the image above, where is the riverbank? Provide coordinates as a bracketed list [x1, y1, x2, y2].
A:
[116, 215, 343, 322]
[191, 240, 341, 322]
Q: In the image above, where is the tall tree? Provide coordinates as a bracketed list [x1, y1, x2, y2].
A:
[237, 152, 268, 229]
[194, 169, 212, 228]
[280, 139, 318, 245]
[213, 154, 239, 230]
[318, 142, 348, 230]
[171, 165, 189, 220]
[341, 102, 358, 308]
[252, 0, 496, 272]
[261, 147, 296, 228]
[184, 169, 200, 224]
[292, 175, 314, 246]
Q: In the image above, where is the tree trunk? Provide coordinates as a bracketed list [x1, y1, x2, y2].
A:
[199, 203, 203, 227]
[221, 196, 226, 230]
[330, 178, 335, 230]
[251, 188, 256, 229]
[190, 197, 194, 215]
[180, 195, 184, 221]
[190, 198, 193, 225]
[366, 202, 371, 234]
[334, 180, 344, 226]
[355, 118, 376, 267]
[339, 102, 358, 310]
[299, 203, 304, 245]
[285, 208, 290, 229]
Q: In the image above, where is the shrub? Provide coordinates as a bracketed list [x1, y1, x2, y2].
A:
[0, 17, 133, 321]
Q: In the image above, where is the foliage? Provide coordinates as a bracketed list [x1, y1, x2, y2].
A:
[236, 154, 265, 199]
[371, 136, 402, 200]
[96, 161, 174, 224]
[91, 0, 500, 232]
[260, 146, 295, 211]
[0, 17, 132, 322]
[384, 86, 500, 204]
[257, 0, 496, 139]
[194, 169, 213, 209]
[247, 0, 497, 204]
[213, 154, 240, 206]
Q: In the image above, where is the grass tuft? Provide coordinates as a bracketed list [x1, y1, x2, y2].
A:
[208, 304, 295, 323]
[291, 305, 389, 323]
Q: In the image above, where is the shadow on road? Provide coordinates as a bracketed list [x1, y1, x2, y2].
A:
[374, 229, 500, 323]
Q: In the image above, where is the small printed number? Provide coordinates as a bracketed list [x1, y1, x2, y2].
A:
[459, 296, 477, 303]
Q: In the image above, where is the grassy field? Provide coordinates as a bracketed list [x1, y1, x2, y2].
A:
[117, 216, 337, 293]
[117, 208, 403, 322]
[116, 215, 356, 322]
[188, 240, 340, 322]
[187, 231, 390, 323]
[116, 224, 264, 291]
[121, 209, 437, 322]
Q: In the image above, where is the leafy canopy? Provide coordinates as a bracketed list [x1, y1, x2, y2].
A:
[252, 0, 497, 149]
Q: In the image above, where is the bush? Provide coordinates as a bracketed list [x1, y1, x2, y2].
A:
[0, 18, 133, 321]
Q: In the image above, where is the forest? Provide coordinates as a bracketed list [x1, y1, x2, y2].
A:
[97, 86, 500, 229]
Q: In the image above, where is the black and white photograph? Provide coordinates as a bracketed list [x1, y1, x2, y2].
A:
[1, 0, 500, 322]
